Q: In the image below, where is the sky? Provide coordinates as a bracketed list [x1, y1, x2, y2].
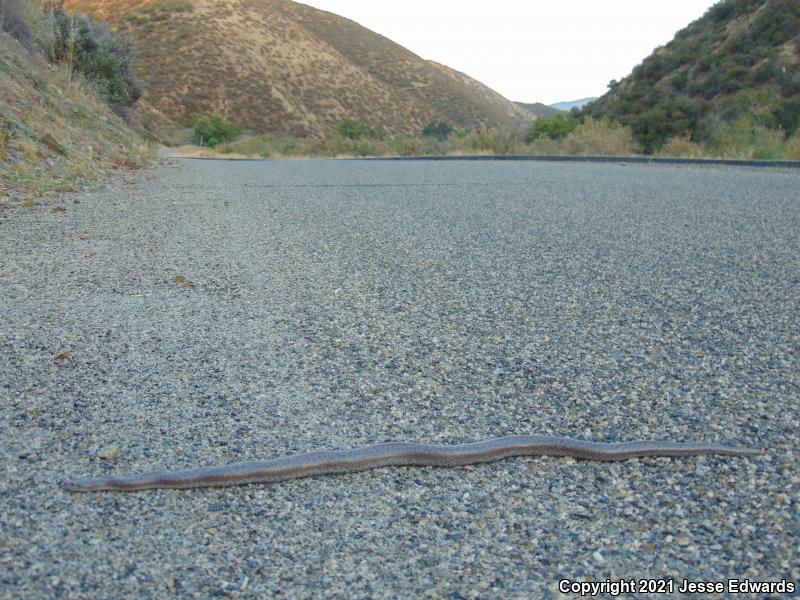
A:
[300, 0, 719, 105]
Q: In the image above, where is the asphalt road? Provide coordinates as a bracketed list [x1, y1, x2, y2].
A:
[1, 158, 798, 598]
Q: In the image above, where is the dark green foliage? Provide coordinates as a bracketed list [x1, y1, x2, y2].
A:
[774, 97, 800, 136]
[421, 121, 453, 141]
[337, 117, 384, 140]
[705, 0, 759, 23]
[777, 64, 800, 96]
[47, 8, 143, 110]
[192, 113, 239, 147]
[751, 62, 775, 84]
[525, 114, 578, 142]
[627, 97, 703, 153]
[671, 71, 688, 92]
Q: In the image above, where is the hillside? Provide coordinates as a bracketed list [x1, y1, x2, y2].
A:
[515, 102, 562, 118]
[63, 0, 531, 137]
[584, 0, 800, 152]
[1, 16, 154, 201]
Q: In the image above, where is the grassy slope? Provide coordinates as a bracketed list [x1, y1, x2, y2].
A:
[0, 30, 155, 201]
[63, 0, 531, 136]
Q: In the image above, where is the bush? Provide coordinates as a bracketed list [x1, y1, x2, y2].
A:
[46, 8, 142, 110]
[452, 127, 517, 155]
[655, 136, 708, 158]
[628, 97, 701, 153]
[390, 134, 424, 156]
[785, 134, 800, 160]
[352, 140, 377, 157]
[421, 122, 453, 141]
[192, 113, 239, 147]
[522, 135, 563, 155]
[337, 117, 384, 140]
[525, 114, 578, 142]
[216, 134, 271, 157]
[708, 116, 787, 159]
[560, 118, 636, 156]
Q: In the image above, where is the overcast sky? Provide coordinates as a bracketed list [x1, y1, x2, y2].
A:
[300, 1, 719, 105]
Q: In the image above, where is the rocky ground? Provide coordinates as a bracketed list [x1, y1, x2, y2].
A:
[1, 158, 797, 598]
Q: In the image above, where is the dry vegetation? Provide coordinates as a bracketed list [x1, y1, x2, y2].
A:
[0, 28, 156, 203]
[168, 118, 641, 160]
[63, 0, 530, 137]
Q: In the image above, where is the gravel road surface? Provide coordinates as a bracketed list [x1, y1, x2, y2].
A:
[1, 159, 798, 598]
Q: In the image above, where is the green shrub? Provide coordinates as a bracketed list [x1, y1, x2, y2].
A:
[337, 117, 384, 140]
[708, 116, 787, 159]
[353, 140, 377, 157]
[421, 122, 453, 141]
[390, 134, 424, 156]
[192, 113, 239, 147]
[628, 97, 700, 153]
[46, 8, 142, 110]
[525, 114, 578, 142]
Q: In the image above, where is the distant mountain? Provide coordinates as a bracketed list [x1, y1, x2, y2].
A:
[514, 102, 562, 118]
[583, 0, 800, 152]
[549, 97, 598, 111]
[63, 0, 531, 137]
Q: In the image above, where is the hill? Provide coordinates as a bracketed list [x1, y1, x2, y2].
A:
[583, 0, 800, 153]
[63, 0, 531, 137]
[515, 102, 562, 118]
[549, 97, 597, 111]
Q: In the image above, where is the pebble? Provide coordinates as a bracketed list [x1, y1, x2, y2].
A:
[97, 446, 121, 460]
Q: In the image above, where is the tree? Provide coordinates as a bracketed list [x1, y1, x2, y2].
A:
[525, 114, 579, 143]
[192, 113, 239, 147]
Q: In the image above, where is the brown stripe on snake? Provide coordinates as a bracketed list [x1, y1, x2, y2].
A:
[64, 435, 760, 492]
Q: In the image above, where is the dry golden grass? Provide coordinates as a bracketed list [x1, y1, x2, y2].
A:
[170, 144, 257, 159]
[18, 139, 40, 160]
[786, 135, 800, 160]
[655, 136, 710, 158]
[559, 118, 636, 156]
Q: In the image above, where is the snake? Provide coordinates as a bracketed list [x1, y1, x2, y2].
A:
[63, 436, 759, 492]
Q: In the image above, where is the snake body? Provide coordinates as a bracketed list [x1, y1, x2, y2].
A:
[64, 436, 758, 492]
